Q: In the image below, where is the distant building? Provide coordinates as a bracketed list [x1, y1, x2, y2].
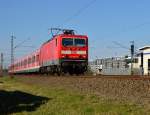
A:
[89, 46, 150, 75]
[89, 57, 131, 75]
[134, 46, 150, 75]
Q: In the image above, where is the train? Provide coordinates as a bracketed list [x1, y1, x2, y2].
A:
[9, 28, 88, 75]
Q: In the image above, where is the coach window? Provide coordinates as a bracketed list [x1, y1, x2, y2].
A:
[21, 61, 23, 67]
[23, 61, 25, 66]
[34, 56, 36, 63]
[32, 56, 35, 63]
[30, 58, 31, 64]
[22, 61, 23, 67]
[28, 58, 31, 64]
[32, 57, 33, 63]
[36, 55, 39, 62]
[25, 59, 27, 66]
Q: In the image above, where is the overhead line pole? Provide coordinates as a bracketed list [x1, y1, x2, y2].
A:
[11, 35, 15, 78]
[0, 53, 3, 77]
[10, 36, 34, 77]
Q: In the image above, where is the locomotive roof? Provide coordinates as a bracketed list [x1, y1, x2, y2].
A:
[42, 34, 88, 46]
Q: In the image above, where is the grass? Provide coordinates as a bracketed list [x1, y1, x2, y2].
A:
[0, 76, 149, 115]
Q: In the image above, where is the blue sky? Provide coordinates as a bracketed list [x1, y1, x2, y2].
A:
[0, 0, 150, 67]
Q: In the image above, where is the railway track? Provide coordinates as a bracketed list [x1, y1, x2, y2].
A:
[14, 74, 150, 80]
[12, 74, 150, 105]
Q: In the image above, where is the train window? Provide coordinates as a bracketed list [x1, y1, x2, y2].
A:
[34, 56, 36, 62]
[21, 61, 23, 66]
[32, 56, 35, 63]
[24, 60, 26, 66]
[28, 58, 31, 64]
[75, 39, 85, 47]
[36, 55, 39, 62]
[62, 38, 73, 46]
[25, 59, 27, 66]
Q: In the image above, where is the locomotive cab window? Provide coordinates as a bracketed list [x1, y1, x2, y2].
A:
[62, 38, 73, 46]
[62, 38, 85, 46]
[75, 39, 85, 47]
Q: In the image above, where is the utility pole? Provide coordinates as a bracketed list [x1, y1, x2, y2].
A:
[130, 41, 134, 75]
[11, 35, 15, 78]
[10, 35, 32, 77]
[0, 53, 3, 77]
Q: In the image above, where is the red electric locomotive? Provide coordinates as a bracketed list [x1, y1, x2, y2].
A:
[9, 28, 88, 75]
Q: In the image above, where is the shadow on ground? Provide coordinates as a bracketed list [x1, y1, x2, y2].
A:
[0, 90, 50, 114]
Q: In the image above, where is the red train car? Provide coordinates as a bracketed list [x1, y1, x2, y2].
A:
[9, 28, 88, 75]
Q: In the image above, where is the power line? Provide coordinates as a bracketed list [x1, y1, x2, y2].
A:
[59, 0, 97, 27]
[112, 41, 129, 50]
[14, 38, 31, 49]
[121, 22, 150, 33]
[107, 21, 150, 39]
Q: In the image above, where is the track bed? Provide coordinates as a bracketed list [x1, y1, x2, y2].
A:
[14, 75, 150, 105]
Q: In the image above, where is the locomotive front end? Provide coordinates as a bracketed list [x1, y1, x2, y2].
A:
[60, 36, 88, 74]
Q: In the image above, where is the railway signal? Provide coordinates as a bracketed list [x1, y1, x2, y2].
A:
[130, 41, 134, 75]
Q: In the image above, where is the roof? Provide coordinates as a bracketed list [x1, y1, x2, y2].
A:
[139, 46, 150, 50]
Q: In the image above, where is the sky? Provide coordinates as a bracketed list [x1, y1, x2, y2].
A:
[0, 0, 150, 67]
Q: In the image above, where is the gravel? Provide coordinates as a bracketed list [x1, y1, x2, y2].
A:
[15, 75, 150, 105]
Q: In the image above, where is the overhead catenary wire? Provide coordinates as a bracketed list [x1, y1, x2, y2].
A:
[14, 38, 31, 49]
[112, 41, 129, 50]
[112, 41, 139, 54]
[59, 0, 97, 28]
[48, 0, 97, 36]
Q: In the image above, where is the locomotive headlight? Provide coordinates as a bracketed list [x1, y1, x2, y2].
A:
[61, 50, 71, 54]
[77, 51, 86, 54]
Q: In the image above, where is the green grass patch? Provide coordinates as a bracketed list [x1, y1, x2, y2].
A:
[0, 76, 149, 115]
